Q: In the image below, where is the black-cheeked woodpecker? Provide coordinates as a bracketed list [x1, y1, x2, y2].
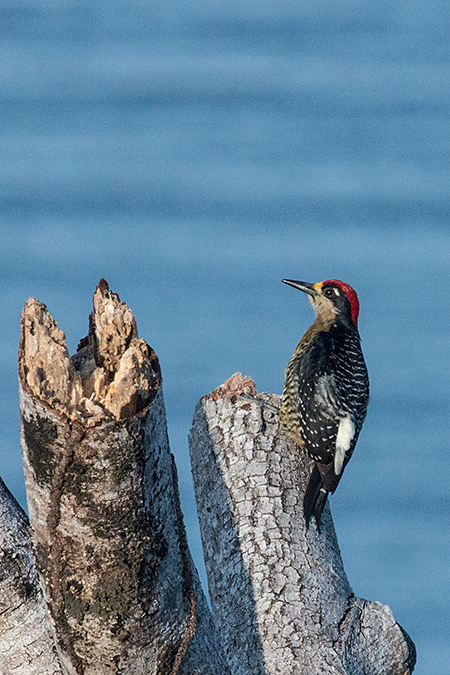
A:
[280, 279, 369, 528]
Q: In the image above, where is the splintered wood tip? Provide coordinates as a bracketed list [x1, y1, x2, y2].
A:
[19, 282, 161, 423]
[206, 373, 258, 401]
[19, 297, 73, 409]
[91, 278, 138, 373]
[97, 277, 109, 294]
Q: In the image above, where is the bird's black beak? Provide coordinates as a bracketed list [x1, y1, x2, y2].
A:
[282, 280, 318, 297]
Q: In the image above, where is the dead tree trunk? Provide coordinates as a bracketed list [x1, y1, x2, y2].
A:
[12, 280, 228, 675]
[188, 373, 416, 675]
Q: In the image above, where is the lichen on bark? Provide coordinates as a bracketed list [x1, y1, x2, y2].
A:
[18, 279, 227, 675]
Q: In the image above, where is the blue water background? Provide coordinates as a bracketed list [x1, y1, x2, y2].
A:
[1, 2, 450, 672]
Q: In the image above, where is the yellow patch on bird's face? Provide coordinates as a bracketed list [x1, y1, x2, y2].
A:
[310, 285, 337, 328]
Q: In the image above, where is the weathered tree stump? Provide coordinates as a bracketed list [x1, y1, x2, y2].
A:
[14, 279, 228, 675]
[189, 373, 416, 675]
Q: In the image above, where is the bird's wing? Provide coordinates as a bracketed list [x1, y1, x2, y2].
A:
[295, 369, 340, 465]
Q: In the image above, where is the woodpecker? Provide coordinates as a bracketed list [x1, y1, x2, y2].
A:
[280, 278, 369, 528]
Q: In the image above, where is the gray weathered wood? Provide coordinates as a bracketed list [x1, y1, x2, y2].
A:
[17, 280, 229, 675]
[189, 373, 416, 675]
[0, 477, 63, 675]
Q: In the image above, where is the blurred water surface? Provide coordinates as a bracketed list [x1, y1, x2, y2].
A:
[1, 2, 450, 673]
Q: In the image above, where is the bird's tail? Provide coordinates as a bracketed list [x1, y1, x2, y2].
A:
[303, 464, 329, 530]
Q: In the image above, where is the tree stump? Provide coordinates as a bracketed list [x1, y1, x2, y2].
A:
[189, 373, 416, 675]
[15, 279, 228, 675]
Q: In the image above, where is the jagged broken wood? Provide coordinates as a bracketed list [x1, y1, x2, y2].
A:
[189, 373, 416, 675]
[10, 279, 228, 675]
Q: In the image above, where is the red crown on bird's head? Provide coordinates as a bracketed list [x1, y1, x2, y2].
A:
[318, 279, 360, 327]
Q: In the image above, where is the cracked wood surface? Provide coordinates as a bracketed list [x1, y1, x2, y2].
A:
[189, 373, 416, 675]
[16, 279, 228, 675]
[0, 477, 63, 675]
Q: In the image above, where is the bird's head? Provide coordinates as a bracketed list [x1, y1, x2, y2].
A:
[282, 278, 360, 329]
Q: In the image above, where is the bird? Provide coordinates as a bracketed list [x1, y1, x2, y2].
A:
[279, 278, 369, 529]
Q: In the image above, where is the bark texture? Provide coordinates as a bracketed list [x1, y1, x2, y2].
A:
[17, 279, 228, 675]
[0, 477, 63, 675]
[189, 373, 416, 675]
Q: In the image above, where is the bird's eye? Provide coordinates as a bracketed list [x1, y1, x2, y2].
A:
[323, 287, 337, 298]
